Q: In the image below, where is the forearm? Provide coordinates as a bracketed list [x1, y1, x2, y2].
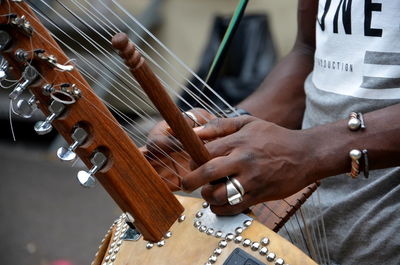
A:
[305, 103, 400, 182]
[238, 45, 314, 129]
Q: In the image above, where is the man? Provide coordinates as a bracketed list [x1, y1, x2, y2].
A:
[147, 1, 400, 264]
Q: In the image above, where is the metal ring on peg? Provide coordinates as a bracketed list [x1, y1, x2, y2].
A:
[51, 90, 76, 105]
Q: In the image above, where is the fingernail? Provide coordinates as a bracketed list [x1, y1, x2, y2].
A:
[193, 126, 204, 132]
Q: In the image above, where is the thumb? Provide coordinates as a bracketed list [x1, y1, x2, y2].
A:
[194, 115, 254, 140]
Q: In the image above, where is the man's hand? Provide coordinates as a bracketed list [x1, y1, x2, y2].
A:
[183, 115, 317, 215]
[144, 108, 215, 191]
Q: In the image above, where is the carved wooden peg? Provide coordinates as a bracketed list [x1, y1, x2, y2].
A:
[112, 32, 212, 169]
[112, 33, 144, 71]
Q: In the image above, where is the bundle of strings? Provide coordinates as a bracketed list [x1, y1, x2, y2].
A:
[6, 1, 331, 264]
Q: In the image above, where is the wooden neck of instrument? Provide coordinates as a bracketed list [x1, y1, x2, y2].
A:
[1, 3, 183, 242]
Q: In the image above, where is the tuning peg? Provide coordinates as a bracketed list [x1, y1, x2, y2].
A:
[57, 127, 89, 162]
[0, 30, 12, 51]
[9, 65, 38, 100]
[77, 152, 107, 188]
[16, 95, 37, 118]
[34, 100, 65, 135]
[0, 60, 8, 81]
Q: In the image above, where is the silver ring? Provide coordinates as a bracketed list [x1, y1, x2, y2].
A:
[230, 177, 245, 196]
[226, 179, 243, 205]
[184, 111, 198, 125]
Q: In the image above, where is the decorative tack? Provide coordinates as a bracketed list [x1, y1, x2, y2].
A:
[199, 225, 207, 233]
[205, 262, 212, 265]
[251, 242, 260, 251]
[117, 240, 123, 246]
[165, 231, 172, 238]
[259, 247, 268, 256]
[215, 231, 223, 238]
[275, 258, 285, 265]
[206, 228, 214, 235]
[196, 211, 204, 218]
[113, 247, 120, 253]
[208, 255, 218, 264]
[260, 237, 270, 246]
[104, 255, 110, 262]
[202, 202, 209, 208]
[218, 240, 228, 248]
[267, 252, 276, 262]
[235, 227, 244, 235]
[146, 242, 154, 249]
[226, 233, 234, 241]
[178, 215, 186, 222]
[108, 249, 113, 255]
[213, 248, 222, 256]
[243, 220, 253, 227]
[242, 239, 252, 247]
[110, 242, 116, 248]
[157, 240, 165, 247]
[194, 221, 201, 228]
[111, 255, 116, 262]
[234, 235, 243, 244]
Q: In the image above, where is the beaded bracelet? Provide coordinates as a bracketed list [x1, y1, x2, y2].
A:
[347, 149, 369, 179]
[348, 112, 366, 131]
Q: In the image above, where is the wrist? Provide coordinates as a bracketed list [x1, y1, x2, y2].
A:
[302, 120, 358, 182]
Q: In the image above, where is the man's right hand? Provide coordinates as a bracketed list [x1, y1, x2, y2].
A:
[144, 108, 215, 191]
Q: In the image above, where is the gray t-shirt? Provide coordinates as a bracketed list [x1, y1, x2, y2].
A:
[282, 1, 400, 263]
[300, 75, 400, 265]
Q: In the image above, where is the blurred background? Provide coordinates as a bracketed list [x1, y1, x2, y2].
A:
[0, 0, 297, 264]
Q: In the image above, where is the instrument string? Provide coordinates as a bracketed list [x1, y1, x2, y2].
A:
[97, 0, 229, 116]
[37, 0, 216, 130]
[285, 216, 308, 255]
[9, 100, 16, 141]
[316, 190, 331, 264]
[308, 193, 328, 264]
[109, 0, 239, 116]
[300, 208, 321, 263]
[53, 0, 219, 120]
[78, 0, 218, 116]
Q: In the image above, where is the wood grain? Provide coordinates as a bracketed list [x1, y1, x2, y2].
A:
[1, 2, 183, 242]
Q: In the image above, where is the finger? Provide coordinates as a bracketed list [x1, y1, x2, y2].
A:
[204, 135, 238, 158]
[201, 176, 249, 206]
[210, 194, 254, 216]
[189, 137, 236, 171]
[182, 156, 239, 192]
[147, 108, 214, 155]
[194, 115, 255, 140]
[184, 108, 216, 127]
[201, 183, 226, 206]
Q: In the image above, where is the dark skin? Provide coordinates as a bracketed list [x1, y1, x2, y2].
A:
[146, 0, 400, 215]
